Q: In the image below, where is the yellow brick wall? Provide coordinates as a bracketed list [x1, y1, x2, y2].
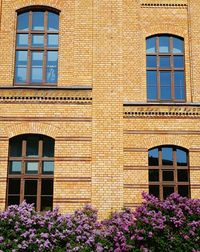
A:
[0, 0, 200, 218]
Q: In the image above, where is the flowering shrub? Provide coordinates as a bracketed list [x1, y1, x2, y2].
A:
[0, 193, 199, 251]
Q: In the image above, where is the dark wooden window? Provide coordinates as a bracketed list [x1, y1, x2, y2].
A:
[7, 134, 54, 211]
[15, 10, 59, 85]
[146, 35, 185, 102]
[148, 146, 190, 199]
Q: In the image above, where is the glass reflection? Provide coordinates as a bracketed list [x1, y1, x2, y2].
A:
[17, 12, 29, 31]
[176, 149, 187, 166]
[148, 148, 159, 166]
[32, 35, 44, 47]
[31, 52, 43, 83]
[17, 34, 28, 47]
[48, 12, 59, 31]
[173, 37, 183, 53]
[159, 36, 170, 53]
[162, 147, 173, 165]
[32, 12, 44, 30]
[47, 35, 58, 47]
[146, 37, 156, 53]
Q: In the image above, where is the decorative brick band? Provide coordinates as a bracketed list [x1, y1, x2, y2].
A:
[0, 96, 92, 104]
[54, 198, 91, 204]
[124, 105, 200, 118]
[141, 3, 187, 8]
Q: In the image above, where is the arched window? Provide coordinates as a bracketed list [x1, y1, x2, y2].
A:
[148, 146, 190, 199]
[15, 9, 59, 85]
[7, 134, 54, 211]
[146, 35, 185, 101]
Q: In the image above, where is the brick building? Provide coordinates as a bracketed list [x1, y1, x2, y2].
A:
[0, 0, 199, 218]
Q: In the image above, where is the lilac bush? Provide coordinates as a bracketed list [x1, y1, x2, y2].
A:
[0, 193, 199, 251]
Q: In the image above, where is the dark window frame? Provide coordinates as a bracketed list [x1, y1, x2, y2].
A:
[148, 145, 190, 200]
[14, 9, 59, 86]
[146, 35, 186, 102]
[7, 134, 54, 211]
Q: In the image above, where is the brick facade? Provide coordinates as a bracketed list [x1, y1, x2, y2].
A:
[0, 0, 199, 218]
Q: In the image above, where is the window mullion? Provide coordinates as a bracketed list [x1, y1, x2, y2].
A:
[27, 11, 32, 85]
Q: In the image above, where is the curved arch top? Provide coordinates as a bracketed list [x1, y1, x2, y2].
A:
[16, 5, 60, 14]
[148, 144, 188, 152]
[146, 33, 184, 40]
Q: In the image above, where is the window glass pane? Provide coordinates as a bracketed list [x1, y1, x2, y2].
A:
[147, 86, 157, 100]
[26, 162, 38, 174]
[25, 180, 37, 195]
[41, 179, 53, 195]
[174, 71, 184, 87]
[8, 179, 20, 194]
[178, 170, 189, 182]
[162, 147, 173, 165]
[42, 161, 54, 174]
[159, 56, 170, 68]
[43, 138, 54, 157]
[149, 169, 159, 181]
[10, 138, 22, 157]
[163, 187, 174, 199]
[175, 87, 185, 100]
[32, 35, 44, 47]
[26, 136, 39, 156]
[17, 34, 28, 47]
[146, 37, 156, 53]
[148, 148, 159, 166]
[17, 12, 29, 31]
[146, 56, 156, 68]
[174, 56, 184, 68]
[176, 149, 187, 166]
[46, 52, 58, 83]
[48, 12, 59, 31]
[41, 196, 53, 211]
[31, 52, 43, 67]
[32, 12, 44, 30]
[149, 185, 159, 198]
[46, 68, 58, 83]
[160, 86, 171, 100]
[159, 36, 170, 53]
[160, 72, 171, 100]
[47, 35, 58, 47]
[31, 68, 43, 83]
[173, 37, 183, 53]
[160, 72, 171, 86]
[15, 67, 27, 83]
[162, 170, 174, 181]
[47, 51, 58, 68]
[9, 161, 22, 174]
[8, 196, 20, 206]
[178, 185, 189, 197]
[147, 71, 157, 86]
[16, 51, 28, 67]
[31, 52, 43, 83]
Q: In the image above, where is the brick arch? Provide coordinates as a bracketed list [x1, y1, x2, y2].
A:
[144, 135, 192, 151]
[13, 0, 64, 13]
[4, 122, 60, 139]
[144, 25, 187, 39]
